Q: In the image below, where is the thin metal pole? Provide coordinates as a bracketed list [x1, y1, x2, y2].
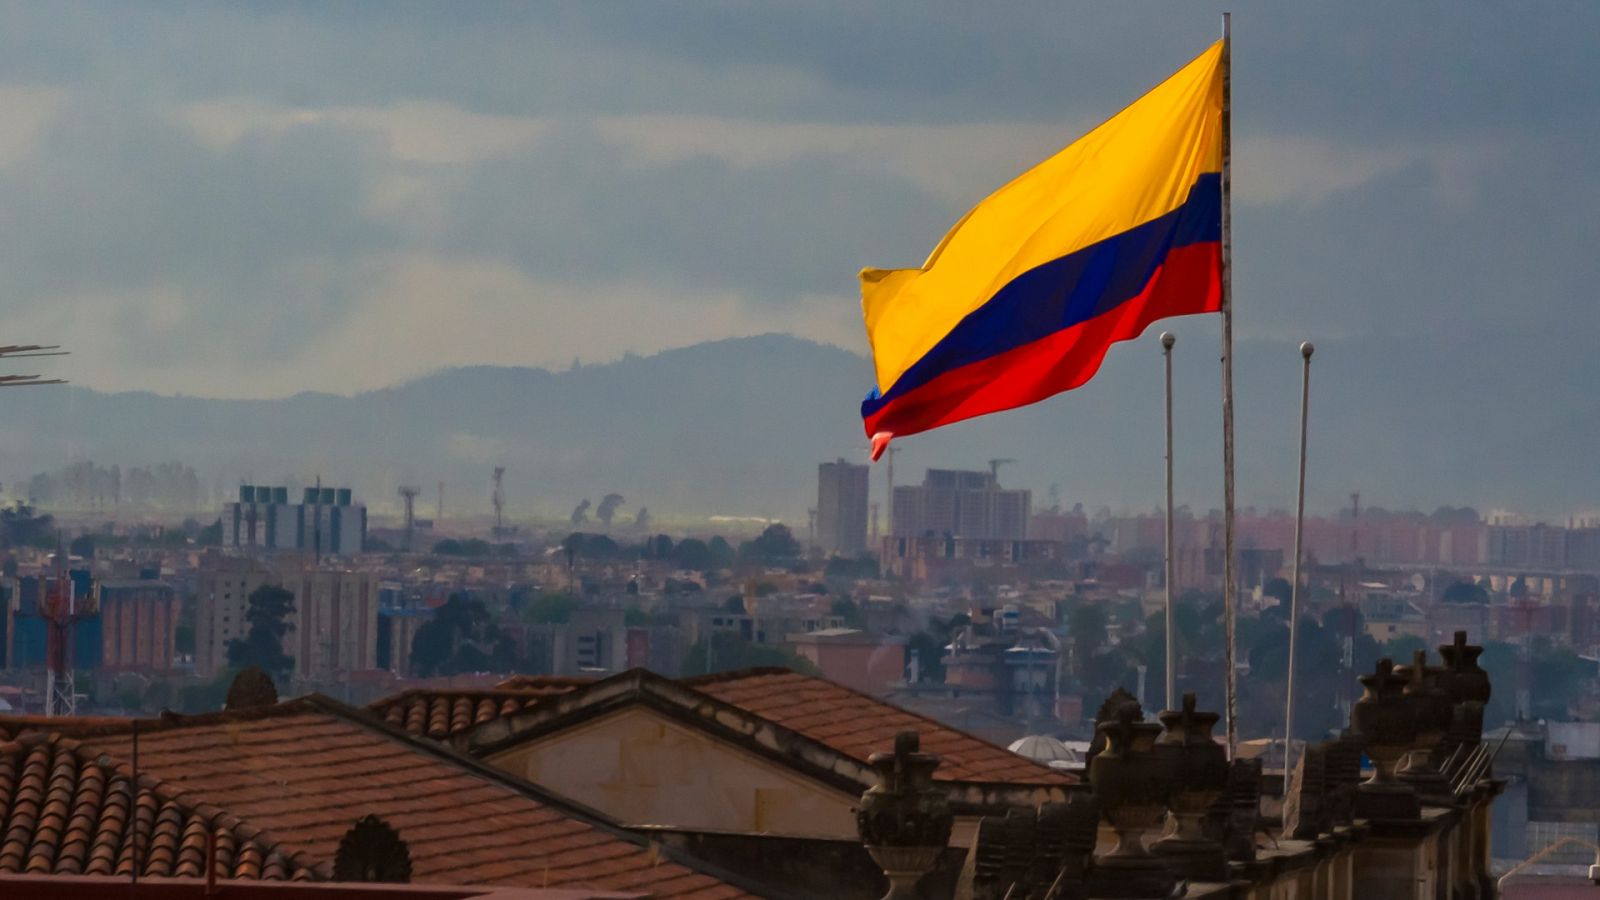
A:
[1283, 342, 1314, 789]
[1162, 332, 1177, 711]
[1218, 11, 1238, 759]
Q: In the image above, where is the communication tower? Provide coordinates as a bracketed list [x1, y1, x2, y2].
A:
[43, 544, 96, 717]
[398, 486, 421, 552]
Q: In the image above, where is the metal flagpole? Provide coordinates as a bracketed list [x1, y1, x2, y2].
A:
[1219, 11, 1239, 758]
[1283, 341, 1314, 788]
[1162, 332, 1177, 712]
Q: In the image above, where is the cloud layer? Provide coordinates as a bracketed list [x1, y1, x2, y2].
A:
[0, 4, 1595, 447]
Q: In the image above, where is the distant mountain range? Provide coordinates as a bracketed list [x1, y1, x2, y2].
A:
[0, 331, 1591, 524]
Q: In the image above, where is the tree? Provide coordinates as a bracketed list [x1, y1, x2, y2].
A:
[825, 554, 880, 580]
[739, 524, 801, 564]
[1263, 577, 1293, 608]
[1442, 580, 1490, 604]
[1066, 603, 1108, 683]
[682, 633, 820, 676]
[69, 534, 96, 558]
[196, 518, 223, 546]
[227, 585, 296, 682]
[570, 499, 590, 527]
[596, 493, 625, 528]
[707, 536, 737, 569]
[671, 538, 714, 571]
[831, 597, 866, 628]
[410, 594, 518, 677]
[524, 593, 577, 625]
[1382, 634, 1428, 662]
[0, 502, 55, 550]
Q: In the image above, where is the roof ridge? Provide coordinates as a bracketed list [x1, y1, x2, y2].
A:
[678, 666, 793, 686]
[295, 693, 777, 899]
[10, 730, 331, 880]
[683, 666, 1072, 782]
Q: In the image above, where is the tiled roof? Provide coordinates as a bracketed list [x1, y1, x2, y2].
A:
[5, 701, 750, 898]
[370, 690, 573, 740]
[683, 669, 1072, 785]
[0, 717, 134, 742]
[0, 733, 315, 880]
[494, 676, 596, 693]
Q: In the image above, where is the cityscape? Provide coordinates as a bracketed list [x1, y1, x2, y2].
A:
[1, 5, 1597, 900]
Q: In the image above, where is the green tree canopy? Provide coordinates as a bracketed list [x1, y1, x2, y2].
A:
[738, 524, 802, 564]
[410, 594, 518, 677]
[226, 584, 296, 683]
[1442, 580, 1490, 604]
[682, 633, 820, 677]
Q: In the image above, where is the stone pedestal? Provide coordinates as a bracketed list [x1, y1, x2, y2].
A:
[1152, 693, 1230, 882]
[856, 731, 954, 900]
[1351, 658, 1422, 821]
[1088, 702, 1176, 899]
[1396, 650, 1454, 805]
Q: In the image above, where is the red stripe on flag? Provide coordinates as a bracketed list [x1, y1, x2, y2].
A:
[864, 241, 1221, 439]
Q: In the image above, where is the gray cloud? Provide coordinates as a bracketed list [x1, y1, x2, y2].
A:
[0, 92, 392, 361]
[425, 124, 947, 300]
[0, 1, 1592, 426]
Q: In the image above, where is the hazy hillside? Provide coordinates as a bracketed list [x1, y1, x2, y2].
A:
[0, 332, 1591, 523]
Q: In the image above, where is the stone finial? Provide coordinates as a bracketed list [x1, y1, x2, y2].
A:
[1350, 658, 1422, 820]
[1088, 702, 1175, 898]
[1086, 687, 1143, 767]
[224, 667, 278, 710]
[1152, 692, 1229, 880]
[1396, 650, 1454, 803]
[333, 815, 412, 883]
[857, 730, 953, 900]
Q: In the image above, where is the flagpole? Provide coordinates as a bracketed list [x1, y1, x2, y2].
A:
[1162, 331, 1177, 712]
[1283, 341, 1313, 790]
[1219, 11, 1239, 759]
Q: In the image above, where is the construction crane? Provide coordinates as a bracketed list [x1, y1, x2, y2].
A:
[397, 486, 420, 552]
[988, 458, 1016, 483]
[490, 467, 516, 538]
[988, 458, 1016, 539]
[43, 543, 96, 717]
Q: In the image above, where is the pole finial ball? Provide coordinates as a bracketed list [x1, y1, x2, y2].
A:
[1160, 332, 1176, 349]
[1300, 341, 1315, 359]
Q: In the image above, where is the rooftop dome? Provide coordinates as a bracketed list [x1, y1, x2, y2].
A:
[1008, 734, 1081, 766]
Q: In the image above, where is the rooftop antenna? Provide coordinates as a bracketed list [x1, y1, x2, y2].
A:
[492, 466, 506, 534]
[398, 486, 420, 552]
[44, 535, 95, 717]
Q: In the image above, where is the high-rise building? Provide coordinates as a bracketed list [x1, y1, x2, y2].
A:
[892, 468, 1030, 541]
[195, 557, 378, 680]
[222, 485, 367, 555]
[816, 458, 869, 556]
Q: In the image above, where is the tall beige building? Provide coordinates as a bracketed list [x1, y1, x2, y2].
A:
[195, 557, 378, 681]
[892, 468, 1030, 540]
[816, 458, 869, 556]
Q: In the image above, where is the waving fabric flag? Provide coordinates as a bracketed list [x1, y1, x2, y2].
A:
[860, 42, 1225, 460]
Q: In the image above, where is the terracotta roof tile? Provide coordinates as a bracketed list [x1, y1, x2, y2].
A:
[370, 683, 591, 740]
[65, 702, 750, 898]
[684, 669, 1072, 785]
[0, 735, 318, 881]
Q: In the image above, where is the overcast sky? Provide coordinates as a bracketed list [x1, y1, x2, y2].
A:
[1, 3, 1596, 399]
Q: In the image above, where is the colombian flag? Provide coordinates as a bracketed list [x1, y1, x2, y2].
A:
[860, 42, 1225, 459]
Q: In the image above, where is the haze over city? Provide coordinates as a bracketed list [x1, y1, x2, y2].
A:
[0, 5, 1598, 899]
